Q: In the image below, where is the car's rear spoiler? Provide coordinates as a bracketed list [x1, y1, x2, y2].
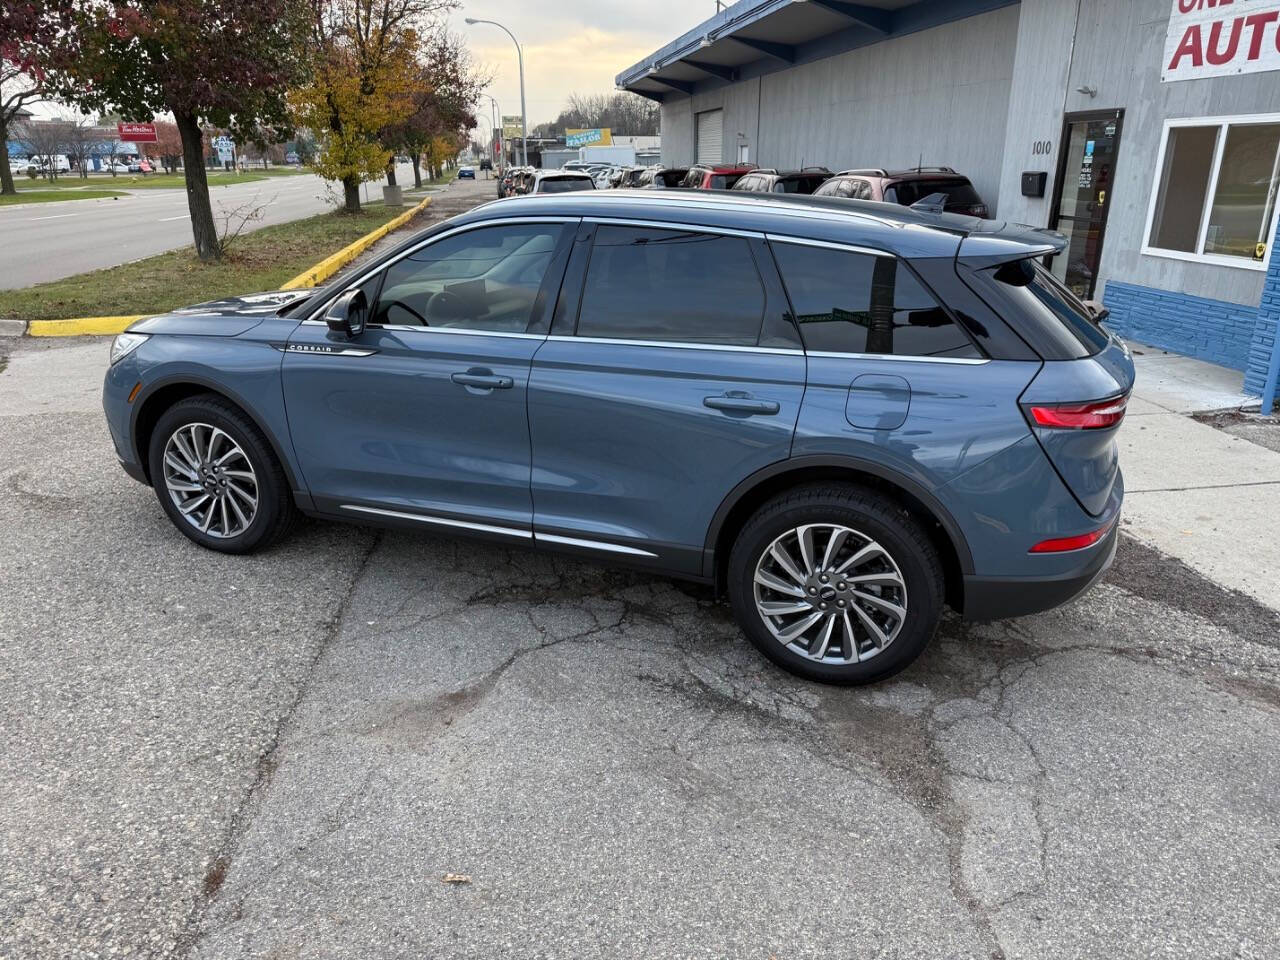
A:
[956, 223, 1068, 269]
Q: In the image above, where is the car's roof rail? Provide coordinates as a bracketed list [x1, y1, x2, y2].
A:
[837, 168, 888, 177]
[900, 166, 958, 175]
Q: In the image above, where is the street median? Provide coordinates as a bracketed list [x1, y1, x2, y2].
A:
[16, 195, 432, 338]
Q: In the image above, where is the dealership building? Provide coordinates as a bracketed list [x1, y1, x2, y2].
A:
[617, 0, 1280, 400]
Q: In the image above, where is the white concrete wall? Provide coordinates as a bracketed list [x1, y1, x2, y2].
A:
[659, 6, 1021, 212]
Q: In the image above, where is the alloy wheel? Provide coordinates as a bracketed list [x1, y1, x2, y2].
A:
[162, 422, 259, 539]
[752, 523, 907, 663]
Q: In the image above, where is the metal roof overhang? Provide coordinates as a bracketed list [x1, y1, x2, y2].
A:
[616, 0, 1019, 102]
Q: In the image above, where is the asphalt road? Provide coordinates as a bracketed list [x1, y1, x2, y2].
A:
[0, 163, 423, 290]
[2, 191, 1278, 958]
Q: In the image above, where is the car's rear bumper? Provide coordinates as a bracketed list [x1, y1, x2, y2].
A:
[960, 520, 1119, 621]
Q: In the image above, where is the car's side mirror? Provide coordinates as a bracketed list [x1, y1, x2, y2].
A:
[324, 288, 368, 339]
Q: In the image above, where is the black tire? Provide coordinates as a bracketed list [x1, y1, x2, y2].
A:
[727, 483, 944, 685]
[147, 394, 297, 554]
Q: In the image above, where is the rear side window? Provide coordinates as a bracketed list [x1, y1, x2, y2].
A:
[982, 259, 1110, 357]
[577, 226, 765, 345]
[771, 242, 982, 359]
[537, 177, 592, 193]
[709, 173, 744, 189]
[774, 175, 827, 194]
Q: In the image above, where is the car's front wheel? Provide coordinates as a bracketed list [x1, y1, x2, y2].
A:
[727, 484, 944, 685]
[147, 395, 296, 554]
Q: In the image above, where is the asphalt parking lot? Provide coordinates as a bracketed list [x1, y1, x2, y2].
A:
[4, 271, 1280, 958]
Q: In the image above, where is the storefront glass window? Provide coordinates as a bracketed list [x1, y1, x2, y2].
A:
[1145, 116, 1280, 268]
[1205, 124, 1280, 259]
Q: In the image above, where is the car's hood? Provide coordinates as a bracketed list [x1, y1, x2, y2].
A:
[130, 290, 314, 337]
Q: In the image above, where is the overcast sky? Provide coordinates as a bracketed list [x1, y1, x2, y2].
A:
[450, 0, 711, 130]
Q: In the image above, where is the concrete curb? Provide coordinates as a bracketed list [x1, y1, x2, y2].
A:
[279, 195, 432, 290]
[21, 195, 433, 338]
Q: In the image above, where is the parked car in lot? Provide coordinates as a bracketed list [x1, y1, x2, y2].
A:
[100, 161, 130, 174]
[682, 163, 757, 190]
[102, 190, 1132, 685]
[636, 167, 689, 189]
[607, 166, 648, 189]
[732, 168, 832, 195]
[814, 167, 990, 217]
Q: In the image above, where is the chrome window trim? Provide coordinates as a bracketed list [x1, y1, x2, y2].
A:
[805, 350, 990, 366]
[299, 319, 547, 341]
[765, 233, 890, 259]
[536, 532, 658, 558]
[303, 216, 578, 324]
[340, 504, 533, 539]
[546, 334, 803, 356]
[582, 216, 765, 240]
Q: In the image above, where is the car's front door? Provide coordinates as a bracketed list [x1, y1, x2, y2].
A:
[282, 219, 575, 534]
[527, 222, 807, 574]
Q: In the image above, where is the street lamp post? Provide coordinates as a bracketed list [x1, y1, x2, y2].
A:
[465, 17, 528, 167]
[482, 93, 502, 168]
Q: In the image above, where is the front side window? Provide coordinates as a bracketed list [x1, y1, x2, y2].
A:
[577, 226, 765, 345]
[372, 223, 565, 332]
[771, 242, 981, 359]
[1147, 116, 1280, 266]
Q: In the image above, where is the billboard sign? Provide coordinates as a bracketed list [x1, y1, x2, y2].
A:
[117, 122, 157, 142]
[502, 115, 524, 138]
[1163, 0, 1280, 82]
[565, 127, 613, 148]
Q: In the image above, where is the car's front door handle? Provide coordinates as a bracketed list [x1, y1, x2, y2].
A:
[703, 393, 781, 416]
[451, 371, 513, 390]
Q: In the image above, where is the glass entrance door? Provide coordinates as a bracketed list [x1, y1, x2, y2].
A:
[1048, 110, 1124, 299]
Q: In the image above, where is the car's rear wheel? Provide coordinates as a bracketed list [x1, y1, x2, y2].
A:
[147, 395, 296, 554]
[727, 484, 944, 685]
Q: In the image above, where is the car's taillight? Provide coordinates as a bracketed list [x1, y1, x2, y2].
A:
[1027, 395, 1128, 430]
[1029, 521, 1115, 554]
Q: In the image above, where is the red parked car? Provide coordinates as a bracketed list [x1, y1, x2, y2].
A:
[680, 163, 757, 190]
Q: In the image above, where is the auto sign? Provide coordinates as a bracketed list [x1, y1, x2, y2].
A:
[1163, 0, 1280, 82]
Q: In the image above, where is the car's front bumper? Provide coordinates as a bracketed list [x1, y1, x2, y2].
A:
[102, 352, 148, 486]
[960, 520, 1119, 621]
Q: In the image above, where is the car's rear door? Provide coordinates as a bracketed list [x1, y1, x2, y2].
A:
[282, 218, 575, 535]
[526, 220, 807, 574]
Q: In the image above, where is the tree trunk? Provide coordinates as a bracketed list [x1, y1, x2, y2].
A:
[342, 176, 361, 214]
[386, 162, 397, 187]
[411, 155, 421, 189]
[175, 110, 221, 262]
[0, 122, 14, 195]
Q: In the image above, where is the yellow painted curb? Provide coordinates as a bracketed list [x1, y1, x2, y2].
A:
[25, 195, 433, 337]
[28, 315, 147, 337]
[280, 195, 432, 290]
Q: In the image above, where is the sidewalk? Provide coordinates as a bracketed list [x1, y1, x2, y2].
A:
[1119, 342, 1280, 611]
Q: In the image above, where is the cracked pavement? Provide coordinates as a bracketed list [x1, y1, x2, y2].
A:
[3, 218, 1279, 956]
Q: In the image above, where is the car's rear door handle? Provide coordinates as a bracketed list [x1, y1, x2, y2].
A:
[703, 393, 781, 416]
[451, 371, 513, 390]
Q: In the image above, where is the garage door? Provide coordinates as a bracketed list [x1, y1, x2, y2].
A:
[696, 109, 723, 165]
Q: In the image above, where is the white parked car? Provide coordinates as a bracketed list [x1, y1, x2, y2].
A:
[101, 161, 130, 173]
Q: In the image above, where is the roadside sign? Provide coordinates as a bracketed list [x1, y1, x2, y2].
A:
[502, 115, 523, 138]
[213, 136, 234, 164]
[117, 122, 158, 143]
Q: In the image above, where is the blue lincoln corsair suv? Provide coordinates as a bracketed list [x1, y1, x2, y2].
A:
[103, 190, 1134, 684]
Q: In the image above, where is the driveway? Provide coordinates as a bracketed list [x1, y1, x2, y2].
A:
[2, 206, 1277, 958]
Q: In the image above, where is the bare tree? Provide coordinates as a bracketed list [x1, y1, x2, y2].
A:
[20, 118, 71, 181]
[58, 112, 105, 179]
[531, 92, 659, 139]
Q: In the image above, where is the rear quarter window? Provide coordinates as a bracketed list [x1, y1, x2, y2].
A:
[967, 258, 1110, 359]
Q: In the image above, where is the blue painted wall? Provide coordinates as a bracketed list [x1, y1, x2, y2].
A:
[1103, 219, 1280, 398]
